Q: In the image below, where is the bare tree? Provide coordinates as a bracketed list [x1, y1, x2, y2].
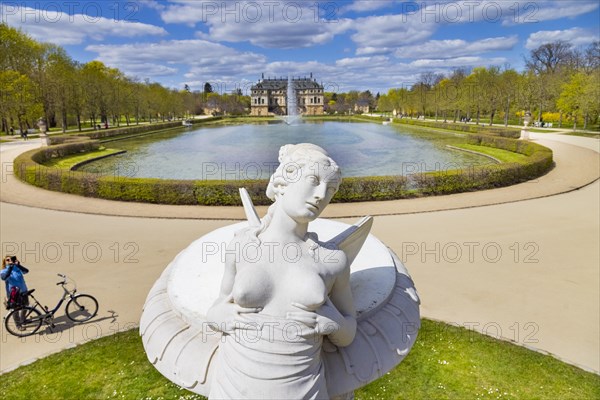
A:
[525, 41, 574, 74]
[584, 41, 600, 72]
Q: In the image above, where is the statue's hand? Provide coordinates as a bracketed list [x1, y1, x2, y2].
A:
[207, 295, 262, 334]
[288, 301, 340, 335]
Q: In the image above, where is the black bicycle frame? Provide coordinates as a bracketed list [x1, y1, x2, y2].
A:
[30, 284, 74, 317]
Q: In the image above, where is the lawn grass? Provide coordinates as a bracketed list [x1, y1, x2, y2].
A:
[563, 131, 600, 139]
[0, 320, 597, 400]
[451, 144, 529, 164]
[42, 148, 125, 170]
[527, 128, 562, 133]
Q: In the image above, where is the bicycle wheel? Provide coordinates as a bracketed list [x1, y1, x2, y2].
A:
[66, 294, 98, 322]
[4, 306, 43, 337]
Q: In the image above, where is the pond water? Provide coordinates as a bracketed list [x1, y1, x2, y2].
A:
[79, 121, 485, 180]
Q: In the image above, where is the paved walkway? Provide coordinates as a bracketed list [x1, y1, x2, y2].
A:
[0, 132, 598, 375]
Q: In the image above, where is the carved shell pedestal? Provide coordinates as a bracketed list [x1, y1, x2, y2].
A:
[140, 219, 421, 398]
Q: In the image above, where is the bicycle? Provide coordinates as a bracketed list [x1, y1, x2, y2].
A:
[4, 274, 99, 337]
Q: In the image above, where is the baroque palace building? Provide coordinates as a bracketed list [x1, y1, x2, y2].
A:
[250, 74, 324, 116]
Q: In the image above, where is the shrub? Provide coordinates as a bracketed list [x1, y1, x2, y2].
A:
[411, 135, 553, 195]
[14, 127, 552, 206]
[394, 118, 521, 138]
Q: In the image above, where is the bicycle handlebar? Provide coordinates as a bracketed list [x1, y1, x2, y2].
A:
[56, 273, 67, 286]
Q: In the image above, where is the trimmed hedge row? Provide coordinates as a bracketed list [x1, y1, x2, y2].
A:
[411, 135, 553, 195]
[394, 118, 521, 138]
[15, 152, 411, 205]
[78, 121, 185, 140]
[47, 118, 222, 145]
[14, 129, 552, 206]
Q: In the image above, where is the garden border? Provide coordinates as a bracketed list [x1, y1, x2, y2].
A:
[13, 122, 553, 206]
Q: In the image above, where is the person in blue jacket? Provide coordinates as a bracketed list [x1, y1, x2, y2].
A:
[1, 255, 30, 306]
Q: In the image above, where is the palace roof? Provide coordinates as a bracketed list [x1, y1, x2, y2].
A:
[252, 76, 323, 91]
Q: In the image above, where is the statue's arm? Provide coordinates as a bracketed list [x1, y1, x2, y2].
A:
[325, 264, 357, 347]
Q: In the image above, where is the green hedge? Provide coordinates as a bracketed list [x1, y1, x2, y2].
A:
[394, 118, 521, 138]
[14, 130, 552, 206]
[45, 118, 222, 144]
[14, 155, 411, 206]
[412, 135, 553, 195]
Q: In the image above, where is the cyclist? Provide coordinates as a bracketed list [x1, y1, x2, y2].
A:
[1, 256, 30, 309]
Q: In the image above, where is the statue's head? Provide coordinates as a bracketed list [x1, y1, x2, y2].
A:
[266, 143, 341, 222]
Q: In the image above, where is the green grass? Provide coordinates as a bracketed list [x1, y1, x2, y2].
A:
[42, 148, 124, 169]
[452, 144, 529, 164]
[1, 320, 597, 399]
[563, 131, 600, 139]
[527, 128, 561, 133]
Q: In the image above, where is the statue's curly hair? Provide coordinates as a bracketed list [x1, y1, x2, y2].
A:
[266, 143, 340, 201]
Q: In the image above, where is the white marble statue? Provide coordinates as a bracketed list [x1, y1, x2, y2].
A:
[140, 143, 420, 399]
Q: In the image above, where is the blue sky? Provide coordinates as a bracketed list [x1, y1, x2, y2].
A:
[2, 0, 599, 93]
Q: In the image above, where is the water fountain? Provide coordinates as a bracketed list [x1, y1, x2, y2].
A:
[284, 75, 301, 125]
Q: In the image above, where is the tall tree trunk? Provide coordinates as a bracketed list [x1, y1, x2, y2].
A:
[489, 109, 495, 126]
[76, 114, 81, 132]
[559, 110, 563, 128]
[504, 96, 510, 127]
[61, 107, 67, 133]
[476, 106, 480, 125]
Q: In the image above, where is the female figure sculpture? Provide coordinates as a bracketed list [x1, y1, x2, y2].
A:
[206, 144, 357, 399]
[140, 142, 420, 400]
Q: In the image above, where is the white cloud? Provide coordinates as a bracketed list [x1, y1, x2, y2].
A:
[342, 1, 397, 13]
[356, 47, 394, 56]
[86, 38, 512, 93]
[525, 28, 598, 50]
[86, 39, 267, 80]
[203, 16, 353, 49]
[351, 0, 599, 54]
[158, 0, 353, 49]
[138, 0, 166, 12]
[336, 56, 391, 68]
[395, 36, 519, 59]
[409, 57, 507, 68]
[120, 64, 179, 77]
[2, 5, 167, 45]
[408, 1, 598, 26]
[352, 13, 437, 54]
[257, 54, 509, 94]
[158, 0, 216, 25]
[511, 1, 599, 25]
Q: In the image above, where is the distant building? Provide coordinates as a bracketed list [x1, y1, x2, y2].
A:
[354, 99, 371, 114]
[250, 74, 324, 116]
